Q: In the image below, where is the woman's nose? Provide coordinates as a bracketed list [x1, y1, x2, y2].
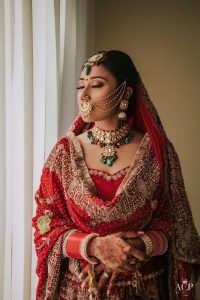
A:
[80, 84, 90, 99]
[80, 87, 90, 100]
[80, 95, 91, 103]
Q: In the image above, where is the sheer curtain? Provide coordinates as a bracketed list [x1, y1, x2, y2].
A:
[1, 1, 33, 300]
[0, 0, 94, 299]
[31, 0, 94, 297]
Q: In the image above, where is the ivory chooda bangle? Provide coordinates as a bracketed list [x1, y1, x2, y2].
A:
[80, 233, 100, 264]
[140, 234, 153, 256]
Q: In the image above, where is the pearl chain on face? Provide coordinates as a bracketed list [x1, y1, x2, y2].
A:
[88, 80, 126, 103]
[79, 81, 127, 118]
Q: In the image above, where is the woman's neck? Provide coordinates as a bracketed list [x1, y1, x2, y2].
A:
[95, 117, 120, 131]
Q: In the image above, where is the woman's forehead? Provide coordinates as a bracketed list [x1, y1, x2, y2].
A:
[80, 65, 113, 80]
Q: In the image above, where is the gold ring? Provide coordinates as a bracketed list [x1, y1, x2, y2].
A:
[103, 272, 110, 279]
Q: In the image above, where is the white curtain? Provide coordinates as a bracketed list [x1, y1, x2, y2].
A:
[0, 0, 94, 299]
[1, 1, 33, 300]
[0, 0, 6, 299]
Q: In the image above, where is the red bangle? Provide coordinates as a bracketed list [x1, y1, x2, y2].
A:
[146, 230, 168, 257]
[62, 229, 78, 258]
[66, 232, 88, 259]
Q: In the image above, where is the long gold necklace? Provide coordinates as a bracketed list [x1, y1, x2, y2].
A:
[87, 123, 132, 166]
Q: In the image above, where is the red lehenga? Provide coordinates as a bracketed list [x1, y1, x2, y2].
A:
[32, 79, 200, 300]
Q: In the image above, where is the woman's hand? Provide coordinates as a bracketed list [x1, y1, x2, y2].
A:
[88, 231, 146, 272]
[124, 237, 146, 253]
[79, 263, 119, 297]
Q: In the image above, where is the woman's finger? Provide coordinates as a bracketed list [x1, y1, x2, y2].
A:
[129, 247, 146, 261]
[81, 275, 90, 289]
[78, 264, 90, 280]
[107, 272, 119, 297]
[118, 231, 144, 239]
[79, 262, 107, 281]
[80, 263, 106, 289]
[116, 263, 137, 273]
[96, 271, 111, 294]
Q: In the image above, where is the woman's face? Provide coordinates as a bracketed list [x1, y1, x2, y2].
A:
[77, 65, 121, 122]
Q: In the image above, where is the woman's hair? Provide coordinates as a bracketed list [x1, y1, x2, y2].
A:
[84, 50, 139, 118]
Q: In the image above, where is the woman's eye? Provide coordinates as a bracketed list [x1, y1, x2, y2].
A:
[92, 84, 103, 88]
[76, 83, 103, 89]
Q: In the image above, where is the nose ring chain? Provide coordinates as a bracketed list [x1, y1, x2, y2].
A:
[80, 81, 127, 118]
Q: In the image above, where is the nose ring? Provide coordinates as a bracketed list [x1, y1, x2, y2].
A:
[80, 96, 93, 118]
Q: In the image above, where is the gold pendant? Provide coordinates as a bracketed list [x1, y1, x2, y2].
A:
[100, 146, 117, 166]
[102, 145, 116, 157]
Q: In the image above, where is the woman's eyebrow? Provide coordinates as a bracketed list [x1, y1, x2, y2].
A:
[79, 76, 108, 81]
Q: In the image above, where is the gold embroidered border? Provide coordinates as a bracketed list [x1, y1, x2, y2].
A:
[42, 133, 161, 228]
[65, 133, 161, 226]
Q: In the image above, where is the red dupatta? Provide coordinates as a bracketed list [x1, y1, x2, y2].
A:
[32, 77, 200, 299]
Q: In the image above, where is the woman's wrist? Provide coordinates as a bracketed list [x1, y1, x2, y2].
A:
[87, 235, 99, 257]
[62, 230, 99, 263]
[80, 233, 99, 263]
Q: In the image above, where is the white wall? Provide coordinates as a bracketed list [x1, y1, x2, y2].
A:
[0, 1, 5, 299]
[94, 0, 200, 233]
[94, 0, 200, 294]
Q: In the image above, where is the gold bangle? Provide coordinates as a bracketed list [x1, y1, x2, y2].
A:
[140, 234, 153, 256]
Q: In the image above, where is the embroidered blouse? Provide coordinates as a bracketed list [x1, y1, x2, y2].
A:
[89, 167, 130, 201]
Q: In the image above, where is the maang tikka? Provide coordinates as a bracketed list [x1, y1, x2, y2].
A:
[83, 52, 105, 75]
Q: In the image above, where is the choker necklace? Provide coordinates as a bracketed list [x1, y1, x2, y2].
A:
[87, 124, 132, 166]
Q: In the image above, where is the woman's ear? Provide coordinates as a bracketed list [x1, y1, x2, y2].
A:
[126, 87, 133, 100]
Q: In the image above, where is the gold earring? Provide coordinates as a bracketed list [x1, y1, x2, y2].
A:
[118, 99, 129, 121]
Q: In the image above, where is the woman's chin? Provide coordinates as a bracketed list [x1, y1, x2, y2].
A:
[80, 114, 93, 123]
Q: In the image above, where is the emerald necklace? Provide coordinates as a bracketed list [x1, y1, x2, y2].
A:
[87, 123, 132, 167]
